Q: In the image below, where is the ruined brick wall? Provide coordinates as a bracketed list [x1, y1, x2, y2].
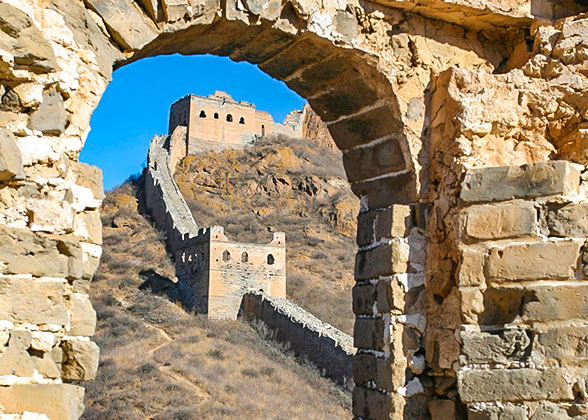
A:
[243, 292, 355, 384]
[2, 0, 588, 418]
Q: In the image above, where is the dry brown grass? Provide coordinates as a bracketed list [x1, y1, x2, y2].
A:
[81, 178, 351, 419]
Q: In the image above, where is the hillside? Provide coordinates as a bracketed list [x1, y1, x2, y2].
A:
[82, 178, 352, 419]
[174, 134, 359, 334]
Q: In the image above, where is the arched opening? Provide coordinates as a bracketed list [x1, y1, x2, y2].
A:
[239, 117, 245, 124]
[267, 254, 275, 265]
[0, 4, 438, 419]
[199, 110, 206, 118]
[222, 250, 231, 261]
[241, 252, 248, 263]
[214, 112, 219, 119]
[226, 114, 233, 122]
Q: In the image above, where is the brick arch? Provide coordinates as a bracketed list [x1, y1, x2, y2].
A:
[5, 1, 583, 420]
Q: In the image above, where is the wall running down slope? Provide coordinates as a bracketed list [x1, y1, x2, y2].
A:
[144, 126, 354, 381]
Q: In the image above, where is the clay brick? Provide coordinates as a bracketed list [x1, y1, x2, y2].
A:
[464, 201, 536, 240]
[534, 325, 588, 363]
[460, 161, 580, 203]
[461, 329, 531, 365]
[354, 317, 387, 351]
[353, 352, 393, 391]
[486, 240, 581, 282]
[351, 171, 418, 209]
[546, 203, 588, 237]
[459, 368, 573, 403]
[309, 78, 380, 122]
[355, 240, 408, 281]
[327, 103, 403, 150]
[0, 383, 84, 420]
[353, 386, 391, 420]
[480, 285, 588, 325]
[343, 137, 406, 183]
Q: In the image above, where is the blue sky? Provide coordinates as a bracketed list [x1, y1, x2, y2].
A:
[80, 54, 306, 190]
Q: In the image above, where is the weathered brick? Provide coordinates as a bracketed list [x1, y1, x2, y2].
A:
[429, 400, 456, 420]
[461, 329, 531, 365]
[0, 384, 84, 419]
[0, 128, 24, 181]
[355, 240, 408, 280]
[546, 203, 588, 237]
[69, 294, 97, 336]
[354, 317, 387, 351]
[61, 339, 100, 380]
[464, 201, 537, 240]
[468, 404, 527, 420]
[376, 205, 412, 239]
[353, 352, 392, 391]
[459, 368, 574, 403]
[0, 277, 67, 325]
[486, 241, 581, 282]
[357, 210, 376, 247]
[351, 171, 418, 209]
[70, 161, 105, 200]
[353, 386, 391, 420]
[460, 161, 580, 203]
[327, 103, 403, 150]
[533, 325, 588, 363]
[457, 247, 486, 287]
[353, 283, 377, 315]
[480, 284, 588, 325]
[343, 137, 406, 182]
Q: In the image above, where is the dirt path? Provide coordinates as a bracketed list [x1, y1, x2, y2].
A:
[144, 323, 209, 400]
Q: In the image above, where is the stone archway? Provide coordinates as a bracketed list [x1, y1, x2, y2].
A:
[1, 1, 588, 419]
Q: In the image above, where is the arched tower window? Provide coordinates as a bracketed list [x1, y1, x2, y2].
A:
[214, 112, 219, 119]
[241, 252, 248, 263]
[267, 254, 274, 265]
[222, 250, 231, 262]
[226, 114, 233, 122]
[261, 125, 265, 136]
[239, 117, 245, 124]
[199, 110, 206, 118]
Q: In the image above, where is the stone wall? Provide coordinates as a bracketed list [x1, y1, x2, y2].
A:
[243, 292, 355, 384]
[2, 0, 588, 418]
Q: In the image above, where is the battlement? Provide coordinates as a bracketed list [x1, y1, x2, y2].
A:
[168, 92, 302, 155]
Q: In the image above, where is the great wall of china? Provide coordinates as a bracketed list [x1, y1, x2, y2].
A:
[144, 102, 355, 382]
[2, 1, 588, 418]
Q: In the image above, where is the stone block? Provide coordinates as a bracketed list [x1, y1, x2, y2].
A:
[242, 0, 282, 20]
[0, 330, 34, 376]
[29, 89, 67, 135]
[0, 227, 82, 279]
[480, 285, 588, 325]
[0, 128, 23, 181]
[546, 203, 588, 237]
[74, 210, 102, 244]
[351, 171, 418, 209]
[354, 317, 386, 351]
[136, 0, 159, 20]
[353, 352, 392, 391]
[0, 277, 67, 325]
[486, 240, 581, 282]
[457, 247, 486, 287]
[69, 294, 96, 336]
[355, 240, 408, 281]
[352, 386, 391, 420]
[0, 384, 84, 420]
[459, 368, 574, 403]
[343, 137, 406, 183]
[533, 325, 588, 363]
[357, 211, 376, 247]
[81, 242, 102, 279]
[429, 400, 456, 420]
[27, 198, 74, 234]
[61, 339, 100, 381]
[377, 205, 412, 240]
[461, 329, 531, 365]
[464, 201, 537, 240]
[468, 404, 527, 420]
[86, 0, 159, 51]
[69, 161, 105, 200]
[460, 161, 580, 203]
[327, 103, 403, 150]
